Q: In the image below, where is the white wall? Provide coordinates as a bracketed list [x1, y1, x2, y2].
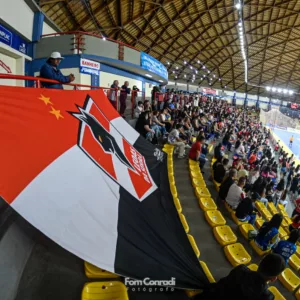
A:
[145, 82, 153, 99]
[42, 22, 57, 36]
[0, 42, 31, 86]
[236, 99, 244, 105]
[100, 71, 142, 91]
[189, 84, 198, 92]
[0, 0, 34, 40]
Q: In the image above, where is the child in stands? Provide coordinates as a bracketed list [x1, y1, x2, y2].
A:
[273, 229, 300, 264]
[254, 214, 282, 251]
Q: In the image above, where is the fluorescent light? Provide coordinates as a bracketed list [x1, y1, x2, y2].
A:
[197, 60, 200, 63]
[238, 22, 242, 27]
[277, 88, 282, 93]
[145, 74, 152, 78]
[184, 61, 187, 64]
[184, 74, 186, 78]
[272, 87, 277, 92]
[219, 78, 221, 81]
[158, 80, 164, 83]
[213, 74, 216, 78]
[225, 85, 227, 88]
[202, 66, 206, 69]
[195, 70, 198, 74]
[175, 76, 177, 78]
[207, 70, 210, 73]
[283, 89, 288, 94]
[176, 66, 178, 69]
[190, 66, 193, 69]
[235, 3, 241, 9]
[102, 36, 106, 40]
[289, 90, 294, 95]
[266, 86, 271, 91]
[167, 61, 170, 65]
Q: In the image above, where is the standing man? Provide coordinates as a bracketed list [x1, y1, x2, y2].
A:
[40, 52, 75, 89]
[289, 135, 294, 148]
[109, 80, 120, 110]
[119, 81, 131, 117]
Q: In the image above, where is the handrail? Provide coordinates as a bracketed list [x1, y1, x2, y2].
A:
[0, 73, 112, 90]
[41, 31, 139, 51]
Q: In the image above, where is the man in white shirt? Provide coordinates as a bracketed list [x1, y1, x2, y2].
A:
[168, 124, 186, 158]
[226, 177, 246, 209]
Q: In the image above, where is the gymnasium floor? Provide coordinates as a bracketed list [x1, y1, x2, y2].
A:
[273, 128, 300, 161]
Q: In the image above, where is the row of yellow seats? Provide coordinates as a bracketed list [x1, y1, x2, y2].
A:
[165, 147, 216, 297]
[209, 160, 287, 299]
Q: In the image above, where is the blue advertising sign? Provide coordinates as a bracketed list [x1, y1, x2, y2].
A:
[0, 24, 28, 55]
[141, 52, 168, 80]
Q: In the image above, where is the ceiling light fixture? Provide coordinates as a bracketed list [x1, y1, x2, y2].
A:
[184, 61, 187, 64]
[272, 87, 277, 92]
[283, 89, 288, 94]
[266, 86, 271, 91]
[145, 74, 152, 78]
[184, 74, 186, 78]
[202, 66, 206, 69]
[176, 66, 178, 69]
[235, 3, 241, 10]
[289, 90, 294, 95]
[167, 61, 170, 65]
[197, 60, 200, 63]
[158, 80, 164, 83]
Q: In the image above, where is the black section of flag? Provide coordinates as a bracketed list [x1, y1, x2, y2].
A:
[114, 136, 209, 289]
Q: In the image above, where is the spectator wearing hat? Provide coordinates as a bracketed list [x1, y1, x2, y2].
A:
[40, 52, 75, 89]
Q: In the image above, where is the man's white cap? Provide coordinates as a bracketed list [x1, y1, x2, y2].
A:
[50, 52, 64, 59]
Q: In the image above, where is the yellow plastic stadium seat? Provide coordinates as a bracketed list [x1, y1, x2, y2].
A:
[179, 213, 189, 233]
[187, 234, 200, 258]
[205, 210, 226, 227]
[289, 254, 300, 272]
[268, 286, 285, 300]
[192, 177, 206, 188]
[261, 208, 272, 221]
[277, 203, 285, 212]
[82, 282, 128, 300]
[189, 163, 200, 170]
[174, 197, 182, 213]
[295, 287, 300, 300]
[224, 243, 251, 267]
[170, 184, 177, 198]
[281, 218, 289, 228]
[250, 240, 270, 256]
[255, 218, 264, 229]
[185, 289, 202, 298]
[211, 158, 217, 164]
[189, 159, 198, 166]
[296, 247, 300, 258]
[200, 261, 216, 283]
[231, 212, 246, 225]
[239, 223, 256, 240]
[281, 210, 289, 218]
[224, 202, 234, 214]
[284, 217, 292, 225]
[190, 170, 202, 179]
[84, 262, 119, 279]
[248, 264, 258, 271]
[278, 268, 300, 291]
[195, 187, 211, 199]
[279, 226, 288, 239]
[268, 202, 278, 215]
[255, 201, 266, 212]
[199, 197, 217, 211]
[213, 225, 237, 246]
[207, 144, 213, 153]
[164, 144, 174, 149]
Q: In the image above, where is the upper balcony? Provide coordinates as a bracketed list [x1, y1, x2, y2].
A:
[35, 31, 168, 85]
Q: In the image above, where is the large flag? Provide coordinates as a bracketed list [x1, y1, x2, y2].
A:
[0, 86, 208, 288]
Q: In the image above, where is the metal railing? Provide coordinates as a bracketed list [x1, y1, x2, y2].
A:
[0, 74, 145, 118]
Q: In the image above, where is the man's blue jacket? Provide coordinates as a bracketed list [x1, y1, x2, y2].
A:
[40, 62, 70, 89]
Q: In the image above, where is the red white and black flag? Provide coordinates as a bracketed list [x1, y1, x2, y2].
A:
[0, 86, 208, 289]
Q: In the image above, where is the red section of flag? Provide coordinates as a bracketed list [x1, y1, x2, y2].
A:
[0, 87, 119, 203]
[123, 140, 153, 199]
